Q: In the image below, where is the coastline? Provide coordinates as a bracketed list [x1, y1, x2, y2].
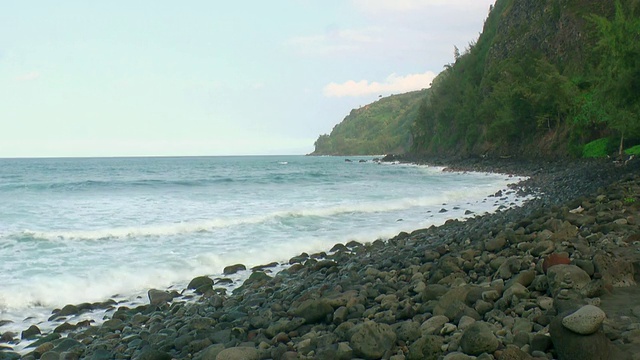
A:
[2, 157, 640, 360]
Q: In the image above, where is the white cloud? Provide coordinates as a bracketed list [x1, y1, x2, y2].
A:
[16, 71, 41, 82]
[323, 71, 436, 97]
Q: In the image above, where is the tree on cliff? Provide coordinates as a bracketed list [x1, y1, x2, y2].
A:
[589, 0, 640, 155]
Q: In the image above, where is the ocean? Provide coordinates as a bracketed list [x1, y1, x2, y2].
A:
[0, 155, 527, 341]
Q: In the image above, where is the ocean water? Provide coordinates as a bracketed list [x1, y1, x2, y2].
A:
[0, 155, 526, 339]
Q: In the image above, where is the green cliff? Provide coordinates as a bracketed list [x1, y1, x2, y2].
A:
[411, 0, 640, 158]
[311, 90, 428, 155]
[313, 0, 640, 158]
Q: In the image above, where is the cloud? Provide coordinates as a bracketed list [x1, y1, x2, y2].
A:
[323, 71, 436, 97]
[16, 71, 41, 82]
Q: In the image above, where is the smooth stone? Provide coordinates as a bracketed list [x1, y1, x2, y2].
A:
[561, 305, 606, 335]
[222, 264, 246, 275]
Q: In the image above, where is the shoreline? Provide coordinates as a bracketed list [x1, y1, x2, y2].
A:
[2, 157, 640, 359]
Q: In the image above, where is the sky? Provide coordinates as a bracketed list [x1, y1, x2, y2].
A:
[0, 0, 495, 157]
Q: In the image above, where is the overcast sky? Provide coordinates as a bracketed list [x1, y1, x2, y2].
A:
[1, 0, 495, 157]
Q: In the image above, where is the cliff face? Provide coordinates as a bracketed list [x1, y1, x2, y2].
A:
[313, 0, 638, 158]
[411, 0, 639, 158]
[485, 0, 613, 74]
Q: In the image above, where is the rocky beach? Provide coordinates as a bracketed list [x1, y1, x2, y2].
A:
[1, 157, 640, 360]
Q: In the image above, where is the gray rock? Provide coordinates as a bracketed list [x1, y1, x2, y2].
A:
[294, 298, 333, 324]
[215, 347, 259, 360]
[407, 335, 443, 360]
[187, 276, 214, 294]
[147, 289, 178, 306]
[222, 264, 246, 275]
[546, 264, 591, 297]
[420, 315, 449, 335]
[21, 325, 41, 340]
[350, 321, 396, 360]
[198, 344, 225, 360]
[460, 321, 499, 356]
[561, 305, 606, 335]
[550, 315, 628, 360]
[136, 349, 172, 360]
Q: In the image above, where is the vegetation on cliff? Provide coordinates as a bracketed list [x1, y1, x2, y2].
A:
[312, 0, 639, 158]
[311, 90, 427, 155]
[411, 0, 640, 158]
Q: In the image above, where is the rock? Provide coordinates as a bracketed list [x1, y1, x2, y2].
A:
[443, 352, 475, 360]
[420, 315, 449, 335]
[199, 344, 225, 360]
[187, 276, 214, 293]
[21, 325, 41, 340]
[293, 299, 333, 324]
[407, 335, 444, 360]
[542, 253, 571, 274]
[460, 321, 499, 356]
[546, 264, 591, 297]
[350, 321, 396, 359]
[550, 315, 627, 360]
[136, 349, 172, 360]
[215, 347, 259, 360]
[147, 289, 178, 306]
[561, 305, 606, 335]
[497, 346, 534, 360]
[593, 252, 636, 287]
[485, 236, 507, 252]
[223, 264, 246, 275]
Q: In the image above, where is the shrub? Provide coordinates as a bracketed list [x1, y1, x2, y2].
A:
[624, 145, 640, 156]
[582, 138, 611, 158]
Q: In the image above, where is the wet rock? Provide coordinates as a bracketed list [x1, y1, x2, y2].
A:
[147, 289, 178, 306]
[188, 276, 214, 294]
[223, 264, 246, 275]
[21, 325, 41, 340]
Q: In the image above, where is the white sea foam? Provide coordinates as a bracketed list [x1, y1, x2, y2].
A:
[0, 156, 532, 353]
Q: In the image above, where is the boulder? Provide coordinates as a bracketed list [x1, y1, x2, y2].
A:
[542, 253, 571, 274]
[407, 335, 443, 360]
[293, 299, 333, 324]
[147, 289, 178, 306]
[215, 347, 259, 360]
[187, 276, 214, 294]
[460, 321, 499, 356]
[21, 325, 41, 340]
[546, 264, 591, 297]
[350, 321, 396, 359]
[550, 315, 628, 360]
[561, 305, 606, 335]
[593, 252, 636, 287]
[223, 264, 246, 275]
